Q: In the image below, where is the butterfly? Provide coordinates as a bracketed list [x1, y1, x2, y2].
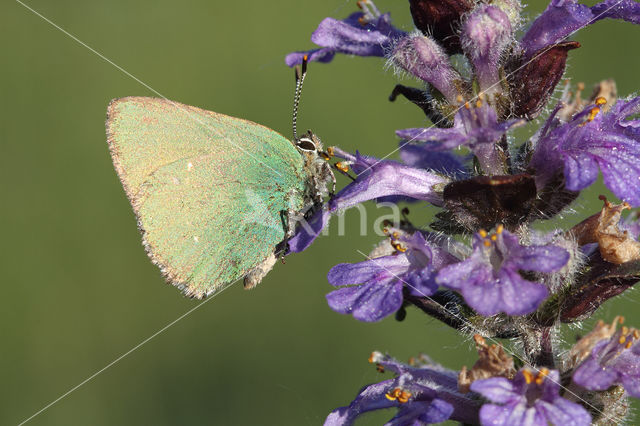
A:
[106, 58, 335, 298]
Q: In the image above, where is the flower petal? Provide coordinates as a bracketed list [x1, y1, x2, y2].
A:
[621, 374, 640, 398]
[285, 48, 336, 67]
[536, 399, 591, 426]
[572, 357, 618, 391]
[326, 281, 404, 322]
[496, 268, 549, 315]
[470, 377, 518, 403]
[324, 380, 396, 426]
[511, 244, 569, 273]
[287, 208, 330, 253]
[329, 161, 446, 211]
[327, 256, 410, 287]
[399, 143, 468, 177]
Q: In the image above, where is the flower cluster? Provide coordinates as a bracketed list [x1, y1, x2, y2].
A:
[286, 0, 640, 424]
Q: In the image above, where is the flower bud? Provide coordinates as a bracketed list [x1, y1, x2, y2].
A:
[392, 33, 461, 103]
[461, 5, 513, 94]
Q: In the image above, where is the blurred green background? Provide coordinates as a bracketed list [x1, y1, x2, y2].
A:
[2, 0, 640, 424]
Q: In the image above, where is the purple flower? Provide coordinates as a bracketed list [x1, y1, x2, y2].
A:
[285, 6, 405, 67]
[461, 5, 513, 94]
[521, 0, 640, 59]
[530, 96, 640, 206]
[326, 232, 457, 322]
[390, 33, 462, 104]
[288, 150, 448, 253]
[325, 352, 479, 425]
[436, 226, 569, 316]
[572, 325, 640, 397]
[471, 368, 591, 426]
[325, 378, 453, 426]
[329, 155, 448, 212]
[396, 102, 524, 175]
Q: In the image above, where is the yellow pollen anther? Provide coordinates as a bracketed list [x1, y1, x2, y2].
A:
[633, 330, 639, 340]
[358, 16, 367, 26]
[393, 241, 407, 253]
[327, 146, 335, 157]
[376, 364, 385, 373]
[398, 390, 412, 403]
[587, 107, 600, 122]
[522, 370, 534, 384]
[383, 228, 389, 235]
[490, 235, 497, 241]
[456, 94, 464, 103]
[303, 54, 308, 62]
[535, 368, 549, 385]
[476, 99, 483, 108]
[619, 335, 627, 345]
[626, 341, 633, 349]
[385, 388, 404, 401]
[483, 239, 492, 247]
[479, 229, 488, 238]
[368, 353, 375, 363]
[392, 232, 399, 239]
[620, 316, 626, 324]
[336, 162, 350, 173]
[595, 96, 607, 106]
[464, 101, 471, 109]
[622, 326, 629, 336]
[496, 224, 504, 234]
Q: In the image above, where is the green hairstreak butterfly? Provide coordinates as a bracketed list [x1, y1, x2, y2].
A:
[106, 59, 335, 298]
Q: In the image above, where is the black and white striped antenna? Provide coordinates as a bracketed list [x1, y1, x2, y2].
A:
[292, 55, 308, 142]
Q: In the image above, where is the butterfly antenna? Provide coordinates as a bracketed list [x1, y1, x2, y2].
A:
[292, 55, 308, 141]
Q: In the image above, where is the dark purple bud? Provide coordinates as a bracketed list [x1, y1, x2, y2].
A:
[508, 41, 580, 120]
[409, 0, 474, 54]
[559, 252, 640, 323]
[440, 174, 537, 232]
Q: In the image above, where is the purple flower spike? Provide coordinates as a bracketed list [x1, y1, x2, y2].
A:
[572, 325, 640, 397]
[397, 102, 524, 175]
[521, 0, 640, 59]
[391, 34, 462, 104]
[530, 97, 640, 206]
[285, 9, 405, 67]
[471, 368, 591, 426]
[326, 232, 456, 322]
[461, 5, 513, 94]
[437, 226, 568, 316]
[329, 156, 448, 212]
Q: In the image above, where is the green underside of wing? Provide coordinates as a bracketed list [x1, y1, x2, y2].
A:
[106, 97, 309, 297]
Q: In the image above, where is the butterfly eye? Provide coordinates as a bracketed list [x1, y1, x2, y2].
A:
[296, 137, 317, 152]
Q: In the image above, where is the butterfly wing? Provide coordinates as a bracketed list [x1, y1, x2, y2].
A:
[106, 97, 309, 298]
